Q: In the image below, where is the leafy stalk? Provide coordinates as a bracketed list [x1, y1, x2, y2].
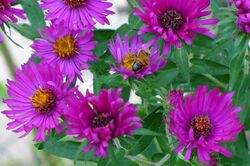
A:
[1, 42, 15, 76]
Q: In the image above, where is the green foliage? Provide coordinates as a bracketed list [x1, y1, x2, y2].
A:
[0, 83, 7, 102]
[19, 0, 46, 29]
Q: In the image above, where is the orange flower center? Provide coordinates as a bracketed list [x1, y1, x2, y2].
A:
[53, 34, 77, 59]
[190, 115, 212, 139]
[159, 10, 184, 31]
[64, 0, 85, 8]
[31, 89, 56, 113]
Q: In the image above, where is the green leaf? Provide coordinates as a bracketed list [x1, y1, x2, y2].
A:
[41, 141, 99, 162]
[93, 73, 124, 95]
[20, 0, 45, 29]
[132, 128, 165, 137]
[174, 48, 190, 82]
[93, 29, 115, 56]
[121, 85, 131, 102]
[127, 0, 140, 9]
[10, 23, 41, 41]
[128, 110, 164, 155]
[0, 83, 7, 101]
[135, 68, 179, 98]
[190, 58, 229, 75]
[98, 145, 138, 166]
[229, 53, 244, 91]
[220, 132, 250, 165]
[36, 132, 99, 162]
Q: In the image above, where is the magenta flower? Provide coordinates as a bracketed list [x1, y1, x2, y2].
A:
[237, 14, 250, 33]
[40, 0, 114, 30]
[165, 85, 243, 164]
[167, 89, 184, 107]
[64, 88, 142, 158]
[2, 61, 75, 141]
[134, 0, 218, 54]
[109, 34, 166, 79]
[0, 0, 25, 43]
[234, 0, 250, 33]
[31, 24, 97, 81]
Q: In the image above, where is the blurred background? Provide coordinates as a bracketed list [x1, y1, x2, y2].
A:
[0, 1, 134, 165]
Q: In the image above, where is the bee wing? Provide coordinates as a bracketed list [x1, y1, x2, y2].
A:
[137, 50, 150, 65]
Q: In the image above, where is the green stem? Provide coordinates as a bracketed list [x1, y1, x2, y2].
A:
[154, 138, 162, 153]
[1, 42, 15, 76]
[128, 0, 142, 10]
[155, 154, 170, 166]
[244, 49, 249, 76]
[143, 98, 149, 115]
[126, 155, 155, 166]
[202, 73, 227, 89]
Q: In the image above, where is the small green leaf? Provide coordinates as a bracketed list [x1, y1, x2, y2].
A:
[93, 29, 115, 56]
[174, 48, 190, 82]
[10, 23, 41, 41]
[0, 83, 7, 101]
[20, 0, 46, 29]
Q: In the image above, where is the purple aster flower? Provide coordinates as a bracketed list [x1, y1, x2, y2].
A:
[2, 61, 75, 141]
[165, 85, 243, 164]
[64, 88, 142, 158]
[0, 0, 25, 43]
[237, 13, 250, 33]
[234, 0, 250, 33]
[235, 0, 250, 12]
[40, 0, 114, 30]
[31, 24, 97, 81]
[134, 0, 218, 54]
[167, 89, 184, 107]
[109, 34, 166, 79]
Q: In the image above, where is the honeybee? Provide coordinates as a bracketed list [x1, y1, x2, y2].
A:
[132, 49, 150, 72]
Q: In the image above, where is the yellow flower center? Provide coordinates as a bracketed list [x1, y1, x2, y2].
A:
[53, 34, 77, 59]
[64, 0, 85, 8]
[190, 115, 212, 139]
[122, 52, 136, 70]
[31, 89, 56, 113]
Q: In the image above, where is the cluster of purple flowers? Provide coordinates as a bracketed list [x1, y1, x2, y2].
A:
[235, 0, 250, 33]
[1, 0, 245, 165]
[0, 0, 25, 43]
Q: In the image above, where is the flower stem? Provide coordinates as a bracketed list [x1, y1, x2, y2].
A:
[154, 154, 170, 166]
[202, 73, 227, 89]
[244, 48, 249, 76]
[128, 0, 142, 10]
[1, 42, 15, 76]
[126, 155, 155, 166]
